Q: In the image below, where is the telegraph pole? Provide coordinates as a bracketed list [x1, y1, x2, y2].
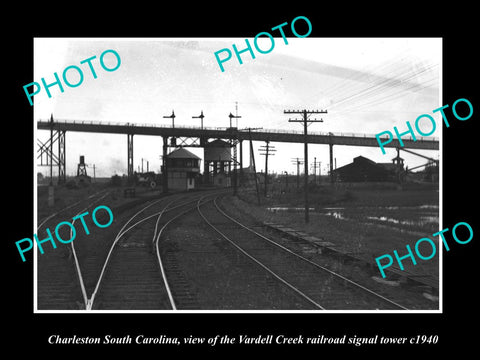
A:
[311, 157, 321, 185]
[259, 141, 276, 197]
[228, 112, 242, 194]
[243, 127, 262, 204]
[291, 157, 304, 189]
[285, 109, 327, 223]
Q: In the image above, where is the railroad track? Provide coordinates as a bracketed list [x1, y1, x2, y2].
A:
[88, 190, 227, 310]
[38, 188, 410, 311]
[37, 188, 197, 310]
[36, 189, 110, 310]
[196, 196, 408, 310]
[156, 194, 313, 310]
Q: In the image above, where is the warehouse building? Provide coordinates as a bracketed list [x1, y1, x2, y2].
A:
[333, 155, 403, 182]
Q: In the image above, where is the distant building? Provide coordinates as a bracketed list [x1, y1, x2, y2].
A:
[166, 148, 201, 190]
[333, 155, 403, 182]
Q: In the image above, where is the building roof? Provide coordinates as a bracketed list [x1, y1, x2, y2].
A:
[333, 155, 396, 182]
[167, 147, 201, 159]
[353, 155, 376, 165]
[206, 139, 231, 147]
[334, 156, 376, 172]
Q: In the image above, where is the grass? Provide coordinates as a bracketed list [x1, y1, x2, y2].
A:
[232, 182, 440, 279]
[36, 182, 161, 221]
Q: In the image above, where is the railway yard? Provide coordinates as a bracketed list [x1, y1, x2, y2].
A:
[36, 184, 439, 311]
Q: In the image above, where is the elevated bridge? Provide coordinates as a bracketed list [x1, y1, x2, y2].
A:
[37, 118, 439, 187]
[38, 119, 438, 149]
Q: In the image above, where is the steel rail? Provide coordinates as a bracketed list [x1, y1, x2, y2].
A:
[213, 197, 409, 310]
[69, 191, 110, 309]
[37, 190, 108, 230]
[115, 194, 210, 241]
[87, 190, 226, 310]
[87, 196, 172, 310]
[153, 193, 226, 310]
[197, 197, 325, 310]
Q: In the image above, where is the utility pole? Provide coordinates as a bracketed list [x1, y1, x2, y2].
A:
[192, 110, 205, 129]
[291, 157, 304, 189]
[244, 127, 262, 204]
[311, 157, 321, 185]
[235, 101, 239, 127]
[259, 141, 276, 197]
[228, 111, 241, 194]
[285, 109, 327, 223]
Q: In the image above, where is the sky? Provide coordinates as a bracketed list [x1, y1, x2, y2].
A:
[34, 37, 441, 178]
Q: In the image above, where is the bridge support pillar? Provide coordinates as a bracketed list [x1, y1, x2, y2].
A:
[239, 140, 243, 185]
[329, 143, 334, 184]
[204, 158, 209, 184]
[58, 130, 66, 184]
[127, 133, 134, 180]
[162, 136, 168, 193]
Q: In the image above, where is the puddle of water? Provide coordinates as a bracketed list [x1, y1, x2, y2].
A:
[368, 216, 400, 224]
[325, 211, 345, 220]
[419, 204, 439, 209]
[364, 204, 439, 210]
[367, 215, 438, 226]
[267, 207, 315, 212]
[268, 204, 438, 227]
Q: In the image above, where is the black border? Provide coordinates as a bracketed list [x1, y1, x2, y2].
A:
[6, 5, 478, 355]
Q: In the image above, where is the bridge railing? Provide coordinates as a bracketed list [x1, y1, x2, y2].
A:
[37, 119, 439, 142]
[37, 119, 229, 131]
[253, 127, 438, 142]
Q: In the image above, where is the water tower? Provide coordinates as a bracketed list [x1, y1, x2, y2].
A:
[204, 139, 232, 186]
[76, 155, 91, 184]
